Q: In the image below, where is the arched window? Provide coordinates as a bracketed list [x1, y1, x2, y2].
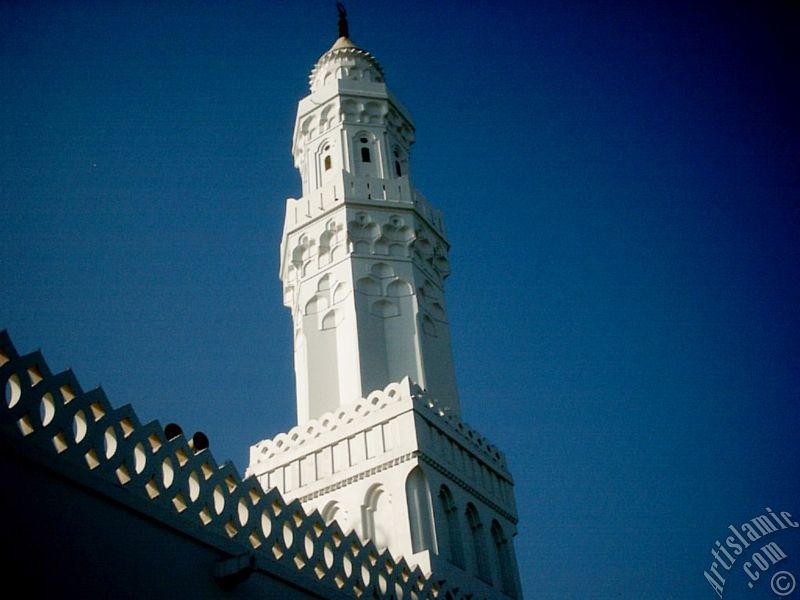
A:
[321, 500, 350, 533]
[353, 133, 378, 177]
[492, 520, 517, 597]
[465, 503, 491, 583]
[439, 486, 464, 568]
[406, 467, 437, 554]
[322, 143, 332, 173]
[321, 500, 339, 524]
[393, 147, 405, 177]
[362, 484, 391, 550]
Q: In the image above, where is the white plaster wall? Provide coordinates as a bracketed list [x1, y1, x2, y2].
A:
[282, 207, 363, 424]
[281, 182, 460, 421]
[247, 380, 520, 598]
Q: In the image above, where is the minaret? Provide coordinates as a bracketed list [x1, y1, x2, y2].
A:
[280, 5, 459, 425]
[249, 8, 522, 598]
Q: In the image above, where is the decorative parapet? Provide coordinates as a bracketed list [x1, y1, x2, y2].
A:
[282, 172, 445, 239]
[249, 377, 509, 477]
[250, 379, 412, 462]
[0, 331, 483, 600]
[414, 389, 509, 475]
[283, 174, 411, 233]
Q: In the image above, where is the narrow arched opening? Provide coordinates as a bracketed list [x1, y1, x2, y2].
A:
[492, 519, 517, 597]
[466, 503, 491, 584]
[439, 485, 464, 568]
[362, 483, 391, 550]
[405, 467, 437, 554]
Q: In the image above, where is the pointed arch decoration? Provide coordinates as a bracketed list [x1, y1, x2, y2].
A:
[465, 503, 491, 584]
[491, 519, 517, 597]
[405, 467, 437, 554]
[438, 485, 464, 568]
[321, 499, 340, 525]
[362, 483, 392, 550]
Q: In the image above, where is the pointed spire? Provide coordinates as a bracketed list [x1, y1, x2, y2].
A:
[336, 3, 349, 39]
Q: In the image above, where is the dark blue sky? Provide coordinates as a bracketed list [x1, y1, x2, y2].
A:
[2, 2, 798, 597]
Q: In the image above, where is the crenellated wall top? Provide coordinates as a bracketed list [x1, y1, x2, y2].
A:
[0, 331, 488, 600]
[248, 376, 509, 475]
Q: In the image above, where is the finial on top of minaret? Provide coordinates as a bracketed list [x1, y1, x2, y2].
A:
[336, 3, 349, 39]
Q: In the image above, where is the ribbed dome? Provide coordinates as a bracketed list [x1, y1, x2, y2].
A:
[308, 37, 385, 92]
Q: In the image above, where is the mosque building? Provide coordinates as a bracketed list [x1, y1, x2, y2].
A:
[0, 7, 521, 599]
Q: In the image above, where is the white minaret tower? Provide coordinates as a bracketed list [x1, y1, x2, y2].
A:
[250, 8, 521, 598]
[280, 15, 459, 426]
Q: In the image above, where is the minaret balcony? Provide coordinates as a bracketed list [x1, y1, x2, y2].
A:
[282, 171, 445, 240]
